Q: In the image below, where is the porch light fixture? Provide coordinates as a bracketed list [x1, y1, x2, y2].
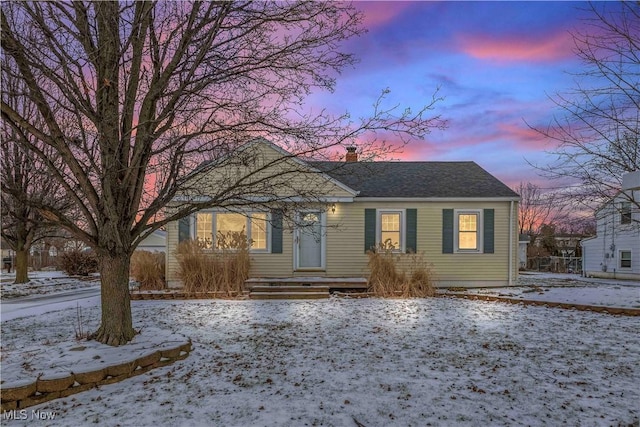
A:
[331, 203, 336, 213]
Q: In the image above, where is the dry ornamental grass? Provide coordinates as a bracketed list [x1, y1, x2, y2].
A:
[175, 231, 250, 296]
[367, 245, 435, 298]
[130, 251, 166, 290]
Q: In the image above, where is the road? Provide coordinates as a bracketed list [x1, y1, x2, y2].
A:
[0, 286, 101, 322]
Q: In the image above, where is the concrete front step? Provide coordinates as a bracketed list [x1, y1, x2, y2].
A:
[245, 277, 368, 290]
[250, 285, 330, 293]
[249, 292, 330, 300]
[249, 285, 330, 300]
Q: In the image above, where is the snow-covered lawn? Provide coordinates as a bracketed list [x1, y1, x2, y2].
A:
[1, 297, 639, 426]
[1, 271, 99, 299]
[443, 273, 640, 309]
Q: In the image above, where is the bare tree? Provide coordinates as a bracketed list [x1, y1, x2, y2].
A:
[1, 69, 69, 284]
[531, 2, 639, 219]
[515, 182, 567, 239]
[1, 140, 50, 284]
[1, 2, 445, 345]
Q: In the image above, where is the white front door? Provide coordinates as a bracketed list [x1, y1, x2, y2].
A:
[296, 211, 324, 270]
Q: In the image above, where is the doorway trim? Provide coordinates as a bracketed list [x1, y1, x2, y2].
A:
[293, 210, 326, 271]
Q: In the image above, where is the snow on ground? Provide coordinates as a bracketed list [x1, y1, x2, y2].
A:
[1, 271, 99, 299]
[443, 273, 640, 309]
[0, 324, 188, 385]
[1, 296, 639, 426]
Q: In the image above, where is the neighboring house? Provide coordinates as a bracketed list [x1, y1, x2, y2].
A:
[1, 238, 14, 272]
[166, 139, 520, 288]
[554, 234, 587, 257]
[581, 188, 639, 280]
[137, 229, 167, 253]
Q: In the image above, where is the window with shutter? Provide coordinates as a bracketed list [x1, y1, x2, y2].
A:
[364, 209, 416, 253]
[443, 209, 494, 254]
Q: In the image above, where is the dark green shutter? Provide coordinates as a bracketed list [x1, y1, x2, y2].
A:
[483, 209, 495, 254]
[178, 216, 191, 242]
[364, 209, 376, 253]
[406, 208, 417, 253]
[271, 209, 283, 254]
[442, 209, 454, 254]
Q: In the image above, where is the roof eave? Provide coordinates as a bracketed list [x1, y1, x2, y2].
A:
[353, 196, 520, 202]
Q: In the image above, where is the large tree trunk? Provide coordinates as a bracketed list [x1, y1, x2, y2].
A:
[91, 252, 136, 346]
[14, 247, 29, 284]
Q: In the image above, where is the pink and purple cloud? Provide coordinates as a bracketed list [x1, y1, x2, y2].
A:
[307, 1, 606, 189]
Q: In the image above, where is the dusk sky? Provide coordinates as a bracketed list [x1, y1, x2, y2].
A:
[308, 1, 601, 190]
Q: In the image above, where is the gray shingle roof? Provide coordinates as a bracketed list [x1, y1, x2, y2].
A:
[310, 161, 519, 198]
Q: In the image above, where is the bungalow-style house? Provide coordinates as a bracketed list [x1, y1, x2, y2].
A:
[165, 139, 520, 288]
[581, 172, 640, 280]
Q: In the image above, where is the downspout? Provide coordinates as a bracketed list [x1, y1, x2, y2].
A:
[509, 200, 514, 286]
[612, 204, 616, 279]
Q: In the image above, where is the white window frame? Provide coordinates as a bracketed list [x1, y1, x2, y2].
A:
[619, 250, 632, 269]
[376, 209, 406, 252]
[194, 210, 271, 253]
[454, 209, 483, 253]
[194, 212, 214, 249]
[620, 202, 632, 225]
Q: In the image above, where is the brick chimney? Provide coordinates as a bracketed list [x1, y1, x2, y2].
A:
[345, 146, 358, 162]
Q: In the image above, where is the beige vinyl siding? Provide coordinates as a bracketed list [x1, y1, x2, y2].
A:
[323, 201, 518, 286]
[165, 141, 356, 286]
[249, 216, 295, 277]
[166, 218, 181, 287]
[167, 200, 518, 287]
[187, 142, 355, 201]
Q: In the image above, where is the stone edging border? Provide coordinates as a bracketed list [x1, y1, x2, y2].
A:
[0, 340, 192, 411]
[441, 293, 640, 316]
[132, 290, 640, 317]
[131, 291, 640, 317]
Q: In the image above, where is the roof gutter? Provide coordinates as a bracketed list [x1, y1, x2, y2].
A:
[354, 197, 520, 202]
[169, 196, 356, 204]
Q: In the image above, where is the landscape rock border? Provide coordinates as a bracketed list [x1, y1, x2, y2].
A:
[0, 340, 192, 411]
[442, 293, 640, 316]
[131, 290, 640, 316]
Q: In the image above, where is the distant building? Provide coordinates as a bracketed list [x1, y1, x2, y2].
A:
[581, 182, 639, 280]
[137, 229, 167, 253]
[1, 238, 14, 272]
[621, 171, 640, 192]
[518, 234, 530, 269]
[554, 234, 586, 258]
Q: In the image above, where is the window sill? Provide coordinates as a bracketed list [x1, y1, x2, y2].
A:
[198, 249, 270, 254]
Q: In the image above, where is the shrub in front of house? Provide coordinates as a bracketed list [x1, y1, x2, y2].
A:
[59, 249, 98, 276]
[175, 231, 250, 296]
[367, 245, 435, 297]
[131, 250, 166, 290]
